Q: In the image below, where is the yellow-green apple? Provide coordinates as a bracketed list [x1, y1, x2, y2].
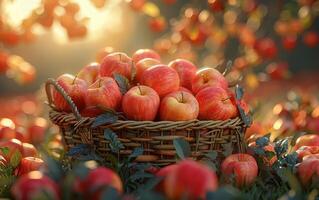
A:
[122, 85, 160, 121]
[132, 49, 160, 64]
[77, 62, 100, 85]
[221, 153, 258, 187]
[134, 58, 160, 83]
[163, 160, 218, 199]
[196, 87, 238, 120]
[52, 74, 87, 112]
[0, 138, 22, 161]
[85, 77, 122, 112]
[21, 143, 38, 158]
[74, 167, 123, 198]
[141, 64, 180, 97]
[296, 146, 319, 161]
[100, 52, 133, 79]
[192, 68, 228, 94]
[168, 59, 197, 90]
[294, 134, 319, 150]
[298, 156, 319, 186]
[16, 157, 44, 176]
[11, 171, 60, 200]
[160, 91, 199, 121]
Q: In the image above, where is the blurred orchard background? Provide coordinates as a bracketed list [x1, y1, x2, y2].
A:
[0, 0, 319, 142]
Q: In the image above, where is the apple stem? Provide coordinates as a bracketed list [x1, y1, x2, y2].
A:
[137, 84, 143, 95]
[98, 78, 102, 87]
[181, 91, 184, 102]
[222, 97, 231, 102]
[72, 75, 77, 85]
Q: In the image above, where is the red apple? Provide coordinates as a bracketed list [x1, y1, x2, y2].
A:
[208, 0, 224, 12]
[296, 146, 319, 161]
[282, 35, 297, 51]
[303, 31, 319, 47]
[11, 171, 60, 200]
[0, 51, 9, 74]
[160, 91, 199, 121]
[80, 106, 103, 118]
[52, 74, 88, 112]
[21, 143, 38, 158]
[149, 17, 167, 33]
[294, 134, 319, 150]
[132, 49, 161, 64]
[141, 64, 180, 97]
[178, 86, 193, 94]
[297, 156, 319, 186]
[85, 77, 122, 111]
[100, 52, 133, 79]
[129, 0, 146, 11]
[244, 121, 266, 140]
[74, 167, 123, 196]
[0, 126, 16, 141]
[122, 85, 160, 121]
[254, 38, 278, 59]
[192, 67, 228, 94]
[134, 58, 160, 83]
[221, 153, 258, 187]
[16, 157, 44, 176]
[196, 87, 238, 120]
[77, 62, 100, 85]
[168, 59, 197, 90]
[163, 160, 218, 199]
[156, 164, 178, 192]
[0, 138, 22, 161]
[28, 117, 47, 145]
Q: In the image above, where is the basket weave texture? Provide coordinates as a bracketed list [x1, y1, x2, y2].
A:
[46, 78, 247, 166]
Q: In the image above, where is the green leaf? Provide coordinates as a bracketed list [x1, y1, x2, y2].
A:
[235, 85, 244, 100]
[206, 186, 244, 200]
[205, 151, 218, 161]
[92, 112, 118, 128]
[0, 147, 9, 156]
[100, 187, 121, 200]
[114, 73, 130, 95]
[104, 129, 124, 153]
[139, 191, 166, 200]
[67, 144, 91, 156]
[222, 143, 233, 157]
[256, 136, 269, 147]
[42, 154, 64, 182]
[173, 138, 191, 159]
[128, 147, 143, 160]
[129, 171, 154, 182]
[10, 151, 21, 168]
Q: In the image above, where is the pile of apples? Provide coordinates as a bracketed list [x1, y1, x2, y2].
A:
[52, 48, 248, 121]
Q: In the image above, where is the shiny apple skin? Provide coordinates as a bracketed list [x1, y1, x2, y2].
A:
[169, 59, 197, 90]
[100, 52, 133, 79]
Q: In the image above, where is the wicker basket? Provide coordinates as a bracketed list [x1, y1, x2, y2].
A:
[45, 78, 248, 166]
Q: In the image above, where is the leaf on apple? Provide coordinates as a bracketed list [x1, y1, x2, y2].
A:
[173, 137, 191, 159]
[0, 147, 9, 156]
[92, 112, 118, 128]
[9, 151, 22, 168]
[104, 128, 124, 153]
[114, 73, 130, 95]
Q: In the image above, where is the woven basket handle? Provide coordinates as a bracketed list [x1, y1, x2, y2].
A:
[45, 78, 82, 121]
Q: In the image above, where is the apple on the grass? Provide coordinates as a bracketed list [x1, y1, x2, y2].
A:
[52, 74, 87, 112]
[132, 49, 161, 64]
[85, 77, 122, 112]
[74, 167, 123, 197]
[168, 59, 197, 90]
[196, 86, 238, 120]
[221, 153, 258, 187]
[0, 138, 22, 161]
[11, 171, 60, 200]
[160, 91, 199, 121]
[100, 52, 133, 79]
[122, 85, 160, 121]
[192, 67, 228, 94]
[141, 64, 180, 97]
[21, 143, 37, 157]
[163, 160, 218, 200]
[16, 157, 44, 176]
[134, 58, 160, 83]
[77, 62, 100, 85]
